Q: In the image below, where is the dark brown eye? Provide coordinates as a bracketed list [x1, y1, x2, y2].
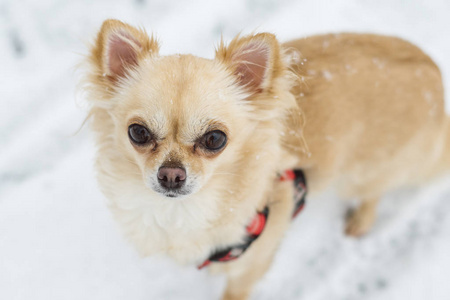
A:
[128, 124, 152, 145]
[201, 130, 227, 151]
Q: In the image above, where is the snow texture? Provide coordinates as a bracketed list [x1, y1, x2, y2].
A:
[1, 1, 450, 299]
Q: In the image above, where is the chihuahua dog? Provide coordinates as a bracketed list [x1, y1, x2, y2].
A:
[84, 19, 449, 300]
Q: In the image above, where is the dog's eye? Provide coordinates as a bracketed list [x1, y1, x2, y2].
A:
[128, 124, 152, 145]
[201, 130, 227, 151]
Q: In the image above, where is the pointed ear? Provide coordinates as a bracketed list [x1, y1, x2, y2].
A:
[91, 19, 159, 81]
[215, 33, 282, 95]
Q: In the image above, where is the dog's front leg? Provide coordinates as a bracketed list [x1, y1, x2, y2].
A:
[221, 181, 295, 300]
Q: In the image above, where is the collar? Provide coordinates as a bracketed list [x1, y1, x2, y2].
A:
[198, 169, 307, 269]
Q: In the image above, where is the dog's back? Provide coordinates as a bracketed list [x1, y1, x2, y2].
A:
[285, 34, 449, 198]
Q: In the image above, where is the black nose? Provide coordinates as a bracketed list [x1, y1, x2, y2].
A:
[157, 167, 186, 190]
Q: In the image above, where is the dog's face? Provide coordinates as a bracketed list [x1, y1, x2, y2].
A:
[88, 20, 295, 201]
[112, 55, 248, 198]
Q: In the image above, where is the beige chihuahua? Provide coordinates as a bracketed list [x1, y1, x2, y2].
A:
[84, 20, 449, 299]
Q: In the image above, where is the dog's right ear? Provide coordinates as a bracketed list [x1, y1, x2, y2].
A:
[215, 33, 283, 96]
[90, 19, 159, 82]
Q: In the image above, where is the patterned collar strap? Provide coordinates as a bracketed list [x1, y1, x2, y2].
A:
[198, 169, 307, 269]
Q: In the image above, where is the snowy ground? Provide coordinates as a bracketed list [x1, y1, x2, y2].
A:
[1, 0, 450, 299]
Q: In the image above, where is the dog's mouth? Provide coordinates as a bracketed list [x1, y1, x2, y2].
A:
[151, 185, 193, 198]
[159, 189, 191, 198]
[164, 193, 178, 198]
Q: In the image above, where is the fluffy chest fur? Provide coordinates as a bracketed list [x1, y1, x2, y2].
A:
[96, 139, 280, 264]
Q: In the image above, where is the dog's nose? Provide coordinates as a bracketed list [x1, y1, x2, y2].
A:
[157, 167, 186, 190]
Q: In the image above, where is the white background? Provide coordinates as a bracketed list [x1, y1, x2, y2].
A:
[1, 0, 450, 299]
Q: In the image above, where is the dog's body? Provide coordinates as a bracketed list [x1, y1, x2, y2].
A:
[85, 20, 449, 300]
[286, 34, 450, 235]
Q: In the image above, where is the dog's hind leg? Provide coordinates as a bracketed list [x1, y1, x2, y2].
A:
[345, 197, 379, 237]
[442, 118, 450, 171]
[427, 117, 450, 177]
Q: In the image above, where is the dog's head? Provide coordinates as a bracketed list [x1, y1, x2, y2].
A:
[86, 20, 300, 201]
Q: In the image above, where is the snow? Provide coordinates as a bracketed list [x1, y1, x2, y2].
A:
[1, 1, 450, 299]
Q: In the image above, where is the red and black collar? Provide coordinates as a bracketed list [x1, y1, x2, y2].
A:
[198, 169, 307, 269]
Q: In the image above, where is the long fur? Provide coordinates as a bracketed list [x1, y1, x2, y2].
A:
[83, 21, 449, 300]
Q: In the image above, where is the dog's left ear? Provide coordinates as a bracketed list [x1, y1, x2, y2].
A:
[216, 33, 282, 95]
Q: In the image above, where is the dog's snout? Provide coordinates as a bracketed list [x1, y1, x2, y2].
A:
[157, 167, 186, 190]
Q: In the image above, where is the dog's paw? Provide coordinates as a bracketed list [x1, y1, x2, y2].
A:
[345, 202, 377, 237]
[221, 293, 249, 300]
